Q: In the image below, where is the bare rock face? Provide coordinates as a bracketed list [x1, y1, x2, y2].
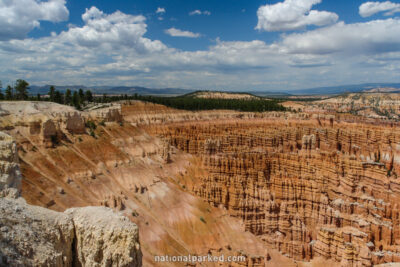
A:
[97, 108, 123, 123]
[302, 134, 316, 150]
[0, 197, 75, 266]
[42, 119, 57, 139]
[149, 117, 400, 266]
[65, 112, 86, 134]
[0, 132, 21, 198]
[159, 140, 172, 163]
[65, 207, 142, 267]
[0, 131, 142, 267]
[0, 199, 142, 267]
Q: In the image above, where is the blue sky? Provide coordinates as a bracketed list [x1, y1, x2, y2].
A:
[1, 0, 400, 91]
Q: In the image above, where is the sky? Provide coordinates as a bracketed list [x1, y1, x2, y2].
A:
[0, 0, 400, 91]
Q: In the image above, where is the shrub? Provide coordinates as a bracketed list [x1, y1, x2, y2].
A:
[85, 120, 97, 130]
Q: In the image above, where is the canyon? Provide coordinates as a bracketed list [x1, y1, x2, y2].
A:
[1, 99, 400, 266]
[283, 93, 400, 120]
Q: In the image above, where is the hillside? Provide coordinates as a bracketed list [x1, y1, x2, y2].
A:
[298, 92, 400, 120]
[185, 91, 262, 100]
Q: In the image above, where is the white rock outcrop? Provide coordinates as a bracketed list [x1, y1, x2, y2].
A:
[0, 131, 142, 266]
[0, 132, 21, 198]
[66, 207, 141, 267]
[0, 197, 75, 266]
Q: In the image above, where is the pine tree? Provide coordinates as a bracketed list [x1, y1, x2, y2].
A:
[64, 89, 72, 105]
[72, 91, 81, 109]
[54, 90, 63, 104]
[5, 85, 13, 100]
[48, 86, 55, 102]
[79, 89, 85, 103]
[85, 90, 93, 102]
[15, 79, 29, 100]
[37, 93, 41, 101]
[102, 93, 108, 103]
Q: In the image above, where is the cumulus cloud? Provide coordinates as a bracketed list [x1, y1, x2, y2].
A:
[189, 10, 211, 16]
[0, 0, 69, 40]
[359, 1, 400, 17]
[58, 7, 166, 52]
[156, 7, 166, 14]
[256, 0, 338, 31]
[280, 18, 400, 55]
[0, 6, 400, 90]
[165, 27, 201, 38]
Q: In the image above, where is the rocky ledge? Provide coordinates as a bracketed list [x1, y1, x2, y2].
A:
[0, 131, 142, 266]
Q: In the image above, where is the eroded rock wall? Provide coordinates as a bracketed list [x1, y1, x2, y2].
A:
[148, 117, 400, 266]
[0, 132, 21, 198]
[0, 131, 142, 267]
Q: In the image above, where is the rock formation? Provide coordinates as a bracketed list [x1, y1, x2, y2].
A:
[0, 198, 142, 267]
[149, 116, 400, 266]
[1, 101, 295, 266]
[65, 112, 86, 134]
[0, 131, 142, 267]
[0, 132, 21, 198]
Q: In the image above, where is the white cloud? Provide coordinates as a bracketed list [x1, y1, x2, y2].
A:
[280, 18, 400, 55]
[58, 7, 166, 52]
[165, 27, 201, 38]
[189, 10, 211, 16]
[0, 6, 400, 91]
[0, 0, 69, 40]
[156, 7, 166, 14]
[359, 1, 400, 17]
[256, 0, 338, 31]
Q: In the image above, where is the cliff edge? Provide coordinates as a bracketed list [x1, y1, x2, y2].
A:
[0, 131, 142, 267]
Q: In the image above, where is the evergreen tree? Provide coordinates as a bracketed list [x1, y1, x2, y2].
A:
[64, 89, 72, 105]
[37, 93, 41, 101]
[102, 93, 108, 103]
[54, 90, 63, 104]
[48, 86, 55, 102]
[5, 85, 13, 100]
[85, 90, 93, 102]
[15, 79, 29, 100]
[78, 89, 85, 103]
[72, 91, 81, 109]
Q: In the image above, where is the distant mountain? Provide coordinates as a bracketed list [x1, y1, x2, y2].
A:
[28, 82, 400, 97]
[288, 83, 400, 95]
[28, 85, 194, 96]
[362, 87, 400, 93]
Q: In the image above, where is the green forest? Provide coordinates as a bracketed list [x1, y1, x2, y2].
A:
[0, 79, 286, 112]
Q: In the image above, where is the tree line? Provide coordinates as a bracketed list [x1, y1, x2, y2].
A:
[0, 79, 287, 112]
[0, 79, 30, 100]
[0, 80, 95, 110]
[132, 95, 287, 112]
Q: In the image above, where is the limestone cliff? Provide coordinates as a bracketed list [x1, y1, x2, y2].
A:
[0, 131, 21, 198]
[0, 131, 142, 267]
[0, 198, 142, 267]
